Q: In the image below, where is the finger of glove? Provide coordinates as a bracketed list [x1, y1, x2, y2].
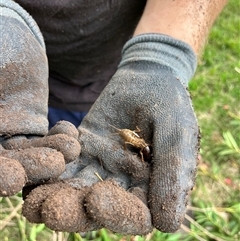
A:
[62, 161, 109, 189]
[149, 83, 199, 232]
[85, 180, 153, 235]
[64, 157, 141, 196]
[47, 120, 79, 139]
[39, 162, 108, 232]
[57, 157, 87, 180]
[23, 183, 101, 232]
[128, 185, 148, 205]
[22, 183, 65, 223]
[79, 127, 150, 184]
[0, 156, 27, 196]
[37, 163, 137, 232]
[2, 134, 80, 163]
[0, 147, 65, 183]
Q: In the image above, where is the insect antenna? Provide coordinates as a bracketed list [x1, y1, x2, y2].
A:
[108, 124, 121, 132]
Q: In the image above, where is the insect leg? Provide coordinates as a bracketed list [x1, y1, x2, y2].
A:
[125, 141, 136, 147]
[135, 126, 141, 133]
[139, 149, 144, 162]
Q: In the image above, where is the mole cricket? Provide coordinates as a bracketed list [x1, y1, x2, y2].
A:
[109, 124, 152, 162]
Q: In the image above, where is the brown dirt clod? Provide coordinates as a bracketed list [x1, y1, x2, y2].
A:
[85, 180, 153, 235]
[0, 157, 26, 197]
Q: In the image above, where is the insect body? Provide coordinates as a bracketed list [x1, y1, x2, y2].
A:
[109, 125, 151, 162]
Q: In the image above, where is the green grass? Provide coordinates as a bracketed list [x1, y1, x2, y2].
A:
[1, 0, 239, 240]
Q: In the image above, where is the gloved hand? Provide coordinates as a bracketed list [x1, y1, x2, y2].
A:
[0, 2, 80, 196]
[0, 121, 81, 196]
[23, 34, 199, 234]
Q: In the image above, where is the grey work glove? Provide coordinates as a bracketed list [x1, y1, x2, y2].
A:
[23, 34, 199, 234]
[0, 2, 80, 196]
[0, 121, 81, 196]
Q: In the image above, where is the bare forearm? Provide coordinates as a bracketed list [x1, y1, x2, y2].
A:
[134, 0, 228, 55]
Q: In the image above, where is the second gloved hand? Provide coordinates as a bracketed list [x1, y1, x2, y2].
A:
[0, 121, 81, 196]
[0, 2, 80, 197]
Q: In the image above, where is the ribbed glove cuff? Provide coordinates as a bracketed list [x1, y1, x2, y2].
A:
[0, 0, 45, 49]
[120, 34, 197, 87]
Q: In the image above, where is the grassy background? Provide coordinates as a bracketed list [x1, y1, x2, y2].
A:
[1, 0, 239, 240]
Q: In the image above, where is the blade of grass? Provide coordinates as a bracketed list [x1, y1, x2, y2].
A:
[0, 198, 22, 230]
[185, 214, 228, 241]
[180, 224, 207, 241]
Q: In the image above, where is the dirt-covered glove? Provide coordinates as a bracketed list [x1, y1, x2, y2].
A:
[23, 34, 199, 234]
[0, 2, 80, 196]
[0, 121, 81, 196]
[22, 129, 151, 234]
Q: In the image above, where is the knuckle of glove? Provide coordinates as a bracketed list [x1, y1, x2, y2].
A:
[0, 122, 81, 196]
[47, 120, 79, 139]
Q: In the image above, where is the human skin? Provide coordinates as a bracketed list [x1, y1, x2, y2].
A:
[134, 0, 229, 54]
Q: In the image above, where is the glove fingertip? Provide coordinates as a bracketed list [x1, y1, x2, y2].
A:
[149, 186, 188, 233]
[41, 185, 99, 232]
[0, 157, 27, 197]
[85, 180, 153, 235]
[22, 183, 61, 223]
[48, 121, 79, 140]
[152, 210, 185, 233]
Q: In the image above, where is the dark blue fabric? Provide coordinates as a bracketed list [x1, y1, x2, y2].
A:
[48, 107, 87, 129]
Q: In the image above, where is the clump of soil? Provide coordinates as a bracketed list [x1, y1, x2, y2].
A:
[0, 157, 26, 196]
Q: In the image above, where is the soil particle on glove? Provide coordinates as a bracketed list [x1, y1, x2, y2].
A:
[85, 180, 153, 235]
[1, 148, 65, 183]
[3, 134, 81, 163]
[0, 157, 27, 196]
